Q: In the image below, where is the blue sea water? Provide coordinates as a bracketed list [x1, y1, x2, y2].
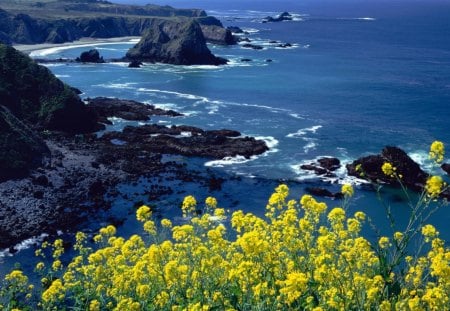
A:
[2, 0, 450, 272]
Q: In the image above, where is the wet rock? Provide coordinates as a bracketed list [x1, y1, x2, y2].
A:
[441, 163, 450, 175]
[347, 146, 428, 191]
[86, 97, 183, 123]
[33, 175, 49, 186]
[76, 49, 105, 63]
[241, 58, 252, 62]
[306, 187, 343, 199]
[227, 26, 244, 33]
[318, 157, 341, 171]
[242, 43, 263, 50]
[128, 60, 143, 68]
[263, 12, 293, 23]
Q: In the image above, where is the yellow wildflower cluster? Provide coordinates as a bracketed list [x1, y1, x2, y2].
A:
[381, 162, 396, 177]
[429, 140, 445, 164]
[425, 175, 444, 198]
[2, 182, 450, 310]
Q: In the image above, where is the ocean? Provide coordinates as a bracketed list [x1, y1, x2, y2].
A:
[2, 0, 450, 272]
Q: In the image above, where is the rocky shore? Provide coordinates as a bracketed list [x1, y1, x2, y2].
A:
[0, 96, 269, 249]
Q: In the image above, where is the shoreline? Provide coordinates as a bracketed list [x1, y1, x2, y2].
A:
[13, 36, 141, 54]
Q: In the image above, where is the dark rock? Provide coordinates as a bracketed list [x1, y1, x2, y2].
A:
[263, 12, 293, 23]
[242, 43, 263, 50]
[347, 146, 428, 191]
[318, 157, 341, 171]
[70, 86, 83, 94]
[241, 58, 252, 62]
[100, 124, 268, 160]
[86, 97, 183, 123]
[441, 163, 450, 175]
[126, 19, 228, 65]
[300, 164, 328, 175]
[227, 26, 244, 33]
[277, 43, 292, 48]
[266, 59, 273, 62]
[237, 37, 251, 43]
[33, 190, 44, 199]
[33, 175, 49, 186]
[306, 187, 343, 199]
[200, 25, 236, 45]
[76, 49, 104, 63]
[128, 60, 143, 68]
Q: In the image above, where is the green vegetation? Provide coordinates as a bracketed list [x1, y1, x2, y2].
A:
[1, 143, 448, 310]
[0, 44, 96, 132]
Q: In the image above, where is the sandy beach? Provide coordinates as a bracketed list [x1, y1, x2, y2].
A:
[13, 36, 141, 54]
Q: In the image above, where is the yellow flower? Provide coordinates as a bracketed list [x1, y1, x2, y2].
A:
[136, 205, 152, 222]
[425, 176, 444, 198]
[394, 231, 404, 242]
[341, 184, 354, 197]
[429, 140, 445, 163]
[89, 299, 101, 311]
[422, 224, 438, 241]
[205, 196, 218, 209]
[161, 218, 172, 228]
[381, 162, 395, 177]
[378, 236, 390, 249]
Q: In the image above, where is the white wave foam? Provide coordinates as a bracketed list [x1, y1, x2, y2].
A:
[29, 41, 136, 57]
[97, 82, 137, 89]
[205, 155, 254, 167]
[291, 156, 370, 185]
[204, 136, 279, 167]
[408, 150, 441, 174]
[287, 125, 322, 138]
[303, 139, 317, 153]
[289, 113, 305, 120]
[337, 17, 376, 21]
[0, 233, 49, 257]
[55, 74, 70, 78]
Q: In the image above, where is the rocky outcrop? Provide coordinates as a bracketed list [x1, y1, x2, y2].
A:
[346, 146, 428, 191]
[300, 157, 341, 178]
[196, 17, 236, 45]
[0, 44, 98, 133]
[76, 49, 104, 63]
[86, 97, 182, 124]
[100, 124, 268, 159]
[242, 43, 263, 50]
[125, 19, 227, 65]
[263, 12, 293, 23]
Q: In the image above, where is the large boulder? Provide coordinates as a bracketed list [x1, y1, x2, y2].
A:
[126, 19, 228, 65]
[346, 146, 428, 191]
[0, 44, 98, 133]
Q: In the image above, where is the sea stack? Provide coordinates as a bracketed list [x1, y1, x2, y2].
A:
[126, 19, 228, 66]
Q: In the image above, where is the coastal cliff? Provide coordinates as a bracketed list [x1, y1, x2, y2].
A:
[0, 43, 98, 180]
[0, 0, 235, 45]
[125, 19, 228, 65]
